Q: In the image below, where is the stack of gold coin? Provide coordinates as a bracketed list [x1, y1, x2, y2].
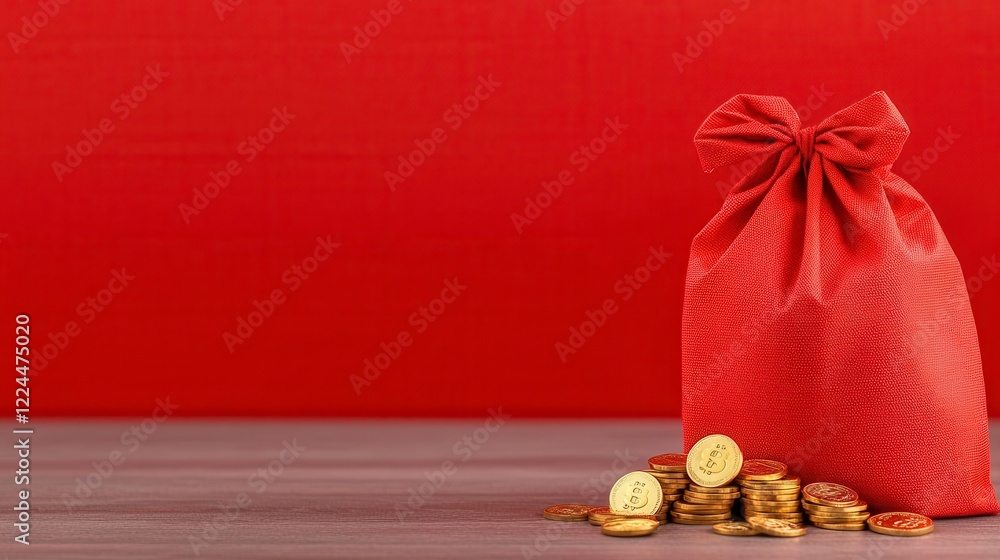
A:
[735, 460, 803, 522]
[671, 485, 738, 524]
[668, 435, 744, 525]
[801, 482, 869, 530]
[646, 453, 690, 511]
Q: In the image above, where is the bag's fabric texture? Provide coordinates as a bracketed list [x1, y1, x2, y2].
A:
[682, 91, 999, 518]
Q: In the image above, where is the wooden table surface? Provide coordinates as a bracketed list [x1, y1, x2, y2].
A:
[3, 419, 998, 559]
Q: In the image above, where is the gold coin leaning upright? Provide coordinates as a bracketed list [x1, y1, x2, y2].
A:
[712, 521, 759, 536]
[686, 434, 743, 487]
[601, 518, 659, 537]
[746, 517, 807, 537]
[867, 512, 934, 537]
[609, 471, 664, 515]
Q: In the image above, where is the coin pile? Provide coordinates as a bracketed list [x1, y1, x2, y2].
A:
[668, 434, 742, 525]
[541, 433, 936, 540]
[801, 482, 870, 530]
[736, 460, 803, 524]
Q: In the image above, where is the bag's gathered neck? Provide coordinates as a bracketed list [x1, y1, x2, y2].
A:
[693, 91, 910, 176]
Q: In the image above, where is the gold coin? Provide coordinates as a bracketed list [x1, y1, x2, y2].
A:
[686, 434, 743, 487]
[741, 501, 801, 513]
[814, 522, 867, 531]
[609, 471, 664, 515]
[739, 476, 800, 490]
[673, 516, 730, 525]
[867, 512, 934, 537]
[743, 511, 803, 522]
[689, 484, 740, 494]
[671, 511, 733, 521]
[742, 497, 802, 511]
[648, 453, 688, 472]
[686, 495, 740, 504]
[686, 489, 740, 500]
[736, 459, 788, 481]
[746, 517, 807, 537]
[801, 500, 868, 514]
[802, 483, 859, 507]
[659, 483, 692, 491]
[643, 469, 691, 479]
[589, 507, 663, 526]
[601, 518, 659, 537]
[741, 490, 799, 501]
[542, 504, 594, 521]
[807, 511, 871, 523]
[712, 521, 759, 536]
[672, 501, 733, 513]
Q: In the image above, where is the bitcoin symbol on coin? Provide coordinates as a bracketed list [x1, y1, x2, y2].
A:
[608, 472, 663, 515]
[698, 444, 730, 475]
[627, 481, 650, 509]
[686, 434, 743, 487]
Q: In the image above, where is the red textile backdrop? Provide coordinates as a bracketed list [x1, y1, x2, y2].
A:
[2, 1, 999, 417]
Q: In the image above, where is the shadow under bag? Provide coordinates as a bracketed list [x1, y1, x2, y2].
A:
[682, 91, 999, 518]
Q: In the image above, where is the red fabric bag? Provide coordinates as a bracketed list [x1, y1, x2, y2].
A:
[681, 91, 999, 518]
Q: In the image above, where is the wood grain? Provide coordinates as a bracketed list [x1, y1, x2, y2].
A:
[2, 420, 998, 559]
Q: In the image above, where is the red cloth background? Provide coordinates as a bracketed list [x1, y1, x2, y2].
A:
[2, 0, 999, 417]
